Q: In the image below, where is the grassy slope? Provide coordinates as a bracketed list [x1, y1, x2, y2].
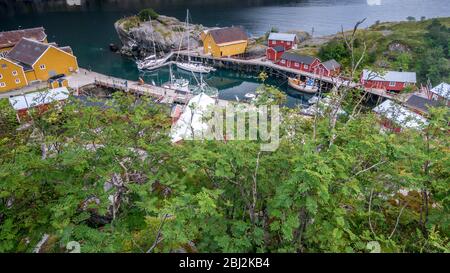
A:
[296, 17, 450, 78]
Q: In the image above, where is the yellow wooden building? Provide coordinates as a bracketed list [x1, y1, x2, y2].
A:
[0, 57, 28, 92]
[0, 27, 47, 56]
[202, 27, 248, 58]
[0, 38, 78, 93]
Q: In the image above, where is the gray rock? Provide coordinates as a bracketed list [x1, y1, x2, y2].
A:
[115, 15, 207, 59]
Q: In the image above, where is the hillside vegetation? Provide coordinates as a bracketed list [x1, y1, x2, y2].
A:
[316, 17, 450, 84]
[288, 17, 450, 85]
[0, 84, 448, 253]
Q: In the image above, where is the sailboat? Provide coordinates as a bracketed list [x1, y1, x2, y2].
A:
[190, 73, 219, 98]
[136, 17, 167, 70]
[175, 9, 215, 74]
[162, 65, 191, 93]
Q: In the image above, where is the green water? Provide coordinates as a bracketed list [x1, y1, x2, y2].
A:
[139, 65, 312, 107]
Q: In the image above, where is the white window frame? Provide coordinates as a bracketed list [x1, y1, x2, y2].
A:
[12, 70, 18, 76]
[0, 82, 5, 87]
[15, 78, 20, 84]
[304, 64, 309, 70]
[281, 60, 286, 64]
[294, 62, 300, 67]
[389, 81, 396, 87]
[40, 64, 46, 70]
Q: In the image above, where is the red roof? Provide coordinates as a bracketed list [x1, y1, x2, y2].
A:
[0, 27, 47, 49]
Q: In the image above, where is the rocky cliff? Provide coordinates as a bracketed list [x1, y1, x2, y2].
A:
[114, 15, 206, 58]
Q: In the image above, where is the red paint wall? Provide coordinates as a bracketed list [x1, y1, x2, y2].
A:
[362, 79, 407, 92]
[268, 39, 295, 50]
[266, 48, 284, 61]
[278, 57, 321, 73]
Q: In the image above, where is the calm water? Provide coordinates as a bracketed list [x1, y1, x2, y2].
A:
[1, 0, 449, 105]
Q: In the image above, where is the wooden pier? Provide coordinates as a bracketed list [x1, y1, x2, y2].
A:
[67, 68, 234, 107]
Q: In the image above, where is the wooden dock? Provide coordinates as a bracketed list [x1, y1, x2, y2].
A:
[67, 68, 236, 107]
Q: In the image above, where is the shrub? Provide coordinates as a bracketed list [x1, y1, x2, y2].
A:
[138, 8, 159, 22]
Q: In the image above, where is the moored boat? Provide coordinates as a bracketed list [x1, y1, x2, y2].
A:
[288, 77, 318, 94]
[176, 61, 215, 74]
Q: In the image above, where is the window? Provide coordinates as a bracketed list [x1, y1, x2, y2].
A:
[294, 62, 299, 67]
[1, 64, 6, 69]
[0, 73, 2, 79]
[15, 78, 20, 84]
[281, 60, 286, 64]
[40, 64, 46, 70]
[389, 81, 396, 87]
[304, 65, 309, 70]
[12, 70, 18, 76]
[0, 82, 5, 87]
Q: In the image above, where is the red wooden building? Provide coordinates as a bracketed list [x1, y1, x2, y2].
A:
[361, 70, 417, 92]
[9, 87, 69, 123]
[312, 59, 341, 77]
[266, 45, 285, 61]
[267, 32, 298, 51]
[278, 52, 320, 73]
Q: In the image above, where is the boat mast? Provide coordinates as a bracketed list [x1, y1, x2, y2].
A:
[149, 17, 157, 57]
[186, 9, 191, 63]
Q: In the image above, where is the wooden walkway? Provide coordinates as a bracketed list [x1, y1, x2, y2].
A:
[88, 71, 234, 107]
[93, 76, 193, 104]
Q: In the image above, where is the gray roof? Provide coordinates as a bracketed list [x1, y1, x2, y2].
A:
[281, 52, 316, 64]
[6, 38, 49, 66]
[269, 45, 285, 52]
[322, 59, 341, 70]
[373, 99, 427, 129]
[406, 95, 443, 114]
[0, 27, 47, 49]
[268, 32, 297, 42]
[208, 27, 248, 45]
[430, 82, 450, 100]
[362, 69, 417, 83]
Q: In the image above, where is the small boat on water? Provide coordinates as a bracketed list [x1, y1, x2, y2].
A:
[288, 77, 319, 94]
[190, 74, 219, 98]
[137, 55, 166, 70]
[136, 17, 167, 71]
[162, 66, 191, 92]
[176, 61, 215, 74]
[175, 9, 215, 74]
[244, 93, 256, 99]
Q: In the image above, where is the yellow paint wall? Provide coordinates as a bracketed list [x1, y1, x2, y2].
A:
[25, 70, 37, 82]
[32, 47, 78, 81]
[0, 58, 27, 93]
[202, 34, 248, 58]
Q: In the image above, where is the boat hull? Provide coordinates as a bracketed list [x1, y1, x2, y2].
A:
[288, 78, 318, 94]
[176, 62, 214, 74]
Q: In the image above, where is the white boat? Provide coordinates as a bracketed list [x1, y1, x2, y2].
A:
[244, 93, 257, 100]
[175, 9, 215, 74]
[137, 55, 166, 70]
[162, 66, 191, 92]
[176, 61, 215, 74]
[288, 77, 319, 94]
[136, 17, 167, 70]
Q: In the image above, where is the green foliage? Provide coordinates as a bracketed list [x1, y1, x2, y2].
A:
[0, 87, 448, 253]
[317, 17, 450, 84]
[138, 8, 159, 22]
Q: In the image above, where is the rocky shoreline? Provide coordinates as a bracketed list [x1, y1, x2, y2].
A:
[113, 12, 312, 60]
